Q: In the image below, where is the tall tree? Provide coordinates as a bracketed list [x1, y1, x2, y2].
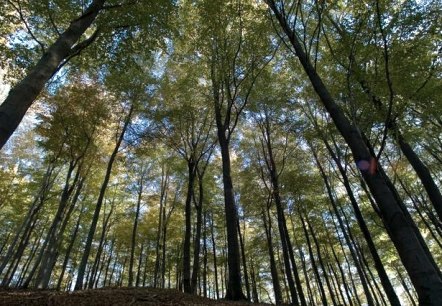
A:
[265, 1, 442, 304]
[196, 0, 273, 299]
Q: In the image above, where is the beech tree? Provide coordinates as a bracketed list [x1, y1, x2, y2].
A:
[0, 0, 175, 149]
[0, 0, 440, 304]
[264, 0, 442, 304]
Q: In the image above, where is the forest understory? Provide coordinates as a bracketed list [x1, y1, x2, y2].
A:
[0, 287, 272, 306]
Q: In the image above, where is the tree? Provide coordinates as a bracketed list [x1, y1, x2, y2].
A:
[0, 0, 175, 149]
[195, 0, 273, 299]
[0, 0, 105, 149]
[265, 0, 442, 304]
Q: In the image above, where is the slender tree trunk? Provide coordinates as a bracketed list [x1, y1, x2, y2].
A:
[0, 162, 57, 280]
[5, 215, 41, 287]
[36, 162, 84, 289]
[0, 0, 105, 149]
[322, 139, 401, 306]
[87, 204, 113, 288]
[262, 207, 283, 304]
[183, 161, 196, 293]
[310, 140, 377, 306]
[217, 134, 245, 300]
[57, 206, 84, 290]
[258, 113, 306, 306]
[266, 2, 442, 304]
[74, 104, 133, 290]
[299, 212, 328, 306]
[154, 164, 168, 288]
[129, 172, 145, 287]
[203, 211, 208, 297]
[135, 242, 144, 287]
[210, 212, 220, 300]
[250, 260, 259, 303]
[191, 172, 204, 294]
[305, 216, 338, 306]
[16, 232, 43, 288]
[237, 219, 251, 300]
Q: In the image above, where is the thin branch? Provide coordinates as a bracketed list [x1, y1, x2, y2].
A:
[8, 0, 46, 53]
[375, 0, 395, 159]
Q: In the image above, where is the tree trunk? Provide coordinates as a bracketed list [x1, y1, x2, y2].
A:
[0, 162, 57, 280]
[87, 203, 114, 288]
[210, 212, 220, 300]
[0, 0, 105, 149]
[74, 104, 133, 290]
[217, 132, 245, 300]
[203, 211, 208, 297]
[259, 115, 306, 306]
[35, 161, 83, 289]
[305, 216, 338, 306]
[191, 171, 204, 294]
[183, 161, 196, 293]
[322, 138, 401, 306]
[237, 219, 251, 300]
[299, 212, 328, 306]
[265, 3, 442, 303]
[129, 172, 145, 287]
[57, 205, 84, 290]
[262, 207, 283, 304]
[154, 164, 168, 288]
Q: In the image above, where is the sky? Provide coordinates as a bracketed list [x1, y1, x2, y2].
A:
[0, 68, 11, 104]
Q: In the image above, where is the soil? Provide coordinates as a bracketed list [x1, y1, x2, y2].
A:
[0, 287, 272, 306]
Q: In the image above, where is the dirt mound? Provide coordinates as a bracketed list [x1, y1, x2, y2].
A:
[0, 287, 271, 306]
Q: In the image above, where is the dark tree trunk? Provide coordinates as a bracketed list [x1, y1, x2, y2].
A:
[183, 161, 196, 293]
[0, 0, 105, 149]
[0, 162, 57, 280]
[74, 104, 133, 290]
[57, 206, 84, 290]
[322, 138, 401, 306]
[36, 161, 84, 289]
[129, 171, 145, 287]
[87, 204, 114, 288]
[202, 211, 208, 297]
[305, 216, 338, 306]
[258, 114, 306, 306]
[237, 219, 251, 300]
[210, 212, 220, 300]
[135, 242, 144, 287]
[217, 133, 245, 300]
[312, 147, 374, 305]
[262, 207, 283, 304]
[250, 260, 259, 303]
[299, 212, 328, 306]
[266, 2, 442, 304]
[191, 171, 204, 294]
[154, 164, 168, 288]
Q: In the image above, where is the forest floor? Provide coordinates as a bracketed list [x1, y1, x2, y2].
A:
[0, 287, 273, 306]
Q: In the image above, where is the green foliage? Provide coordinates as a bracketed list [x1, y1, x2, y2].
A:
[0, 1, 440, 305]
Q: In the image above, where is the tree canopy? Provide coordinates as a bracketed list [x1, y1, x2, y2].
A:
[0, 0, 441, 305]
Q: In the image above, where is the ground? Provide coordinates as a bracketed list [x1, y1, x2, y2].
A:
[0, 287, 273, 306]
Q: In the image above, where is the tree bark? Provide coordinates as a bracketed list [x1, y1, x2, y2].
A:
[210, 212, 220, 300]
[262, 206, 283, 304]
[129, 169, 145, 287]
[74, 104, 133, 290]
[0, 0, 105, 149]
[265, 2, 442, 304]
[183, 161, 196, 293]
[322, 138, 401, 306]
